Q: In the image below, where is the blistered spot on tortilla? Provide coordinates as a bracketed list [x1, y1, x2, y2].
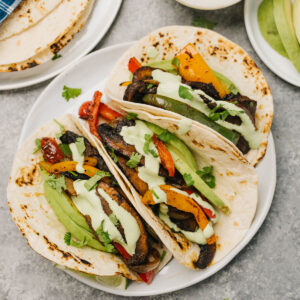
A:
[210, 157, 215, 162]
[234, 221, 239, 226]
[217, 243, 221, 250]
[15, 165, 40, 187]
[79, 258, 91, 266]
[239, 180, 247, 185]
[192, 139, 204, 148]
[209, 145, 226, 152]
[226, 171, 234, 176]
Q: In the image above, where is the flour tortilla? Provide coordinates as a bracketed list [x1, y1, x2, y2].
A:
[7, 114, 170, 280]
[93, 100, 258, 269]
[0, 0, 94, 72]
[0, 0, 89, 66]
[0, 0, 63, 41]
[105, 26, 273, 166]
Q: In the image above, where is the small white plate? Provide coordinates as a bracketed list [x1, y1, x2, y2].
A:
[0, 0, 122, 91]
[18, 42, 276, 297]
[176, 0, 242, 10]
[244, 0, 300, 87]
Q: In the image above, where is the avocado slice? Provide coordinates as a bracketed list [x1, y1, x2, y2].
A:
[258, 0, 288, 57]
[145, 121, 198, 170]
[273, 0, 300, 72]
[212, 71, 240, 95]
[293, 0, 300, 44]
[166, 144, 230, 215]
[44, 182, 105, 251]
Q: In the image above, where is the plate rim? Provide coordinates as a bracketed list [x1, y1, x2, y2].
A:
[0, 0, 122, 91]
[244, 0, 300, 87]
[18, 42, 277, 297]
[176, 0, 241, 10]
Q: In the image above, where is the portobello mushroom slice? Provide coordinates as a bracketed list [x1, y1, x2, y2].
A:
[194, 243, 216, 269]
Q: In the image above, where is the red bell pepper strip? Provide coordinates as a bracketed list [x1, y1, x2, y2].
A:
[99, 103, 122, 121]
[152, 135, 175, 177]
[139, 270, 155, 284]
[41, 137, 64, 164]
[128, 57, 142, 73]
[79, 101, 92, 120]
[112, 242, 132, 259]
[88, 91, 102, 140]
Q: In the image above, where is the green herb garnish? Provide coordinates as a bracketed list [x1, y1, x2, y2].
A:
[143, 134, 152, 154]
[208, 104, 243, 122]
[45, 174, 66, 193]
[183, 173, 194, 186]
[109, 214, 119, 226]
[75, 137, 85, 156]
[160, 250, 167, 261]
[110, 147, 118, 163]
[52, 53, 62, 61]
[171, 57, 180, 69]
[147, 83, 154, 89]
[54, 119, 66, 138]
[33, 138, 42, 153]
[158, 130, 173, 143]
[59, 143, 72, 156]
[68, 171, 78, 177]
[126, 112, 138, 120]
[149, 149, 158, 157]
[84, 171, 111, 191]
[152, 189, 159, 200]
[179, 85, 194, 100]
[64, 232, 87, 248]
[196, 166, 216, 188]
[96, 221, 115, 252]
[192, 16, 217, 29]
[62, 85, 82, 101]
[126, 152, 142, 168]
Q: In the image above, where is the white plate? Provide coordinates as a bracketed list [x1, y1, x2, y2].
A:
[18, 42, 276, 297]
[176, 0, 241, 10]
[0, 0, 122, 91]
[244, 0, 300, 87]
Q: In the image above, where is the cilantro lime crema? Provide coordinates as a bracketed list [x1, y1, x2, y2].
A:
[151, 69, 262, 149]
[72, 180, 140, 255]
[159, 204, 214, 244]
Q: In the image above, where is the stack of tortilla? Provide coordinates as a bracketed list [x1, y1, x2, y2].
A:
[0, 0, 94, 72]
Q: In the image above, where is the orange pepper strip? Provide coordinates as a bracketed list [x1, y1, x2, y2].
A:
[128, 57, 142, 73]
[152, 135, 175, 177]
[176, 43, 229, 98]
[99, 103, 122, 121]
[84, 157, 98, 167]
[120, 81, 132, 87]
[142, 185, 216, 244]
[88, 91, 102, 140]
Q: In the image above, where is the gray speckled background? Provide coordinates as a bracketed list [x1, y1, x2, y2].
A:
[1, 1, 299, 299]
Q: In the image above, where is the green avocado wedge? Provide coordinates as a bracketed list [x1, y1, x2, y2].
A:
[273, 0, 300, 72]
[258, 0, 288, 58]
[44, 182, 106, 251]
[294, 0, 300, 44]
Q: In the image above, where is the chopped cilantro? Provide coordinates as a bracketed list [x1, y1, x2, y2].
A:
[52, 53, 62, 61]
[126, 112, 138, 120]
[249, 102, 254, 108]
[59, 143, 72, 156]
[149, 149, 158, 157]
[196, 166, 216, 188]
[96, 220, 115, 252]
[33, 138, 41, 153]
[158, 130, 173, 143]
[171, 57, 180, 69]
[147, 83, 154, 89]
[62, 85, 82, 101]
[64, 232, 87, 248]
[84, 171, 111, 191]
[160, 250, 167, 261]
[75, 137, 85, 156]
[183, 173, 194, 186]
[152, 189, 159, 199]
[68, 171, 78, 177]
[110, 147, 118, 163]
[54, 119, 65, 138]
[179, 85, 194, 100]
[45, 174, 66, 193]
[192, 16, 217, 29]
[126, 152, 142, 168]
[208, 104, 243, 122]
[109, 214, 119, 226]
[143, 134, 152, 154]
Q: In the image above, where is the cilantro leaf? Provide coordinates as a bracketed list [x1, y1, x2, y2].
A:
[158, 130, 173, 143]
[149, 149, 158, 158]
[208, 104, 242, 122]
[45, 174, 66, 193]
[143, 134, 152, 154]
[96, 221, 115, 253]
[84, 171, 111, 191]
[160, 250, 167, 261]
[64, 232, 87, 248]
[59, 143, 72, 156]
[110, 147, 118, 163]
[147, 83, 154, 89]
[179, 85, 194, 100]
[196, 166, 216, 188]
[54, 119, 65, 138]
[109, 214, 119, 226]
[126, 152, 142, 168]
[192, 16, 217, 29]
[52, 53, 62, 61]
[68, 171, 78, 177]
[183, 173, 194, 186]
[126, 112, 138, 120]
[152, 190, 159, 200]
[62, 85, 82, 101]
[33, 138, 41, 154]
[171, 57, 180, 69]
[75, 137, 85, 156]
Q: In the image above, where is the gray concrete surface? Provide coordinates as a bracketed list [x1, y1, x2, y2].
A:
[0, 0, 299, 299]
